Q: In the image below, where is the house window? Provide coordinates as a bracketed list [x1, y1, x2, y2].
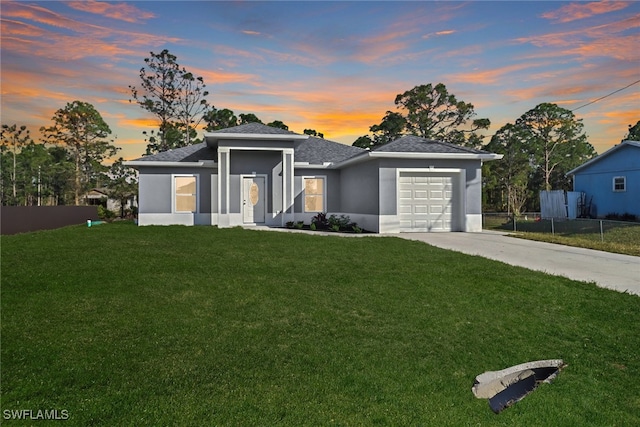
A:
[303, 177, 325, 212]
[175, 175, 197, 212]
[613, 176, 626, 192]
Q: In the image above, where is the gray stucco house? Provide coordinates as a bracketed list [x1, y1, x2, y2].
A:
[125, 123, 502, 233]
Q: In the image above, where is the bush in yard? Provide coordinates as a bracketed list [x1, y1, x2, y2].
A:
[97, 205, 116, 221]
[311, 212, 328, 229]
[328, 214, 351, 231]
[605, 212, 637, 222]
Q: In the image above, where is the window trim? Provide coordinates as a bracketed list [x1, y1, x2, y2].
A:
[173, 174, 199, 213]
[302, 175, 327, 213]
[612, 176, 626, 192]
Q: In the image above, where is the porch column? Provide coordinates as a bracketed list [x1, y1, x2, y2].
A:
[218, 147, 230, 227]
[282, 148, 295, 225]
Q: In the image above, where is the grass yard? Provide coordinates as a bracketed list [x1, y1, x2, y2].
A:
[484, 216, 640, 256]
[2, 223, 639, 426]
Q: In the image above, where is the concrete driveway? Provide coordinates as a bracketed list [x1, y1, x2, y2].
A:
[391, 231, 639, 296]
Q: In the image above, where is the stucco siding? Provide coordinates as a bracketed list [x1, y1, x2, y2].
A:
[138, 172, 172, 214]
[293, 169, 341, 214]
[137, 166, 215, 215]
[464, 162, 483, 215]
[136, 166, 215, 226]
[373, 158, 483, 232]
[377, 158, 481, 215]
[340, 160, 380, 215]
[230, 151, 282, 214]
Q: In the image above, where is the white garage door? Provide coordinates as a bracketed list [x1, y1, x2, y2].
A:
[398, 173, 454, 231]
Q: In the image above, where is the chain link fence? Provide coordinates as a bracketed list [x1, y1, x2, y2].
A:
[483, 212, 640, 244]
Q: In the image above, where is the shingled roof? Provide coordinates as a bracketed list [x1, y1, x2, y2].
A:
[208, 122, 298, 135]
[295, 136, 365, 164]
[131, 127, 494, 165]
[131, 124, 365, 164]
[373, 135, 491, 155]
[131, 142, 216, 162]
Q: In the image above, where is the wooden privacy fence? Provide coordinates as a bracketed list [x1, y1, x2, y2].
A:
[540, 190, 586, 219]
[0, 206, 99, 235]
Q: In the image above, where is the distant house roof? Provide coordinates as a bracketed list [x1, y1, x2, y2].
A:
[567, 140, 640, 176]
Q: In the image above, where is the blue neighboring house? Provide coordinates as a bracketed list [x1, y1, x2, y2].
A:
[567, 140, 640, 218]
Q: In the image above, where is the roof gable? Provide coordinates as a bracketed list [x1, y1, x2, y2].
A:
[567, 140, 640, 176]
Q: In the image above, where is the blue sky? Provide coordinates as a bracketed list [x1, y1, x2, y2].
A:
[2, 1, 639, 160]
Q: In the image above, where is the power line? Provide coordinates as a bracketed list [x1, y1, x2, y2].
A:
[570, 79, 640, 112]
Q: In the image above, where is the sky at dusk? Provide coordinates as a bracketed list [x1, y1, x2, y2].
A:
[1, 0, 639, 161]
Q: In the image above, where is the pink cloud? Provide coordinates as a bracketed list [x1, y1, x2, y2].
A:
[449, 63, 550, 85]
[422, 29, 456, 39]
[215, 45, 263, 60]
[542, 1, 630, 23]
[1, 1, 181, 60]
[1, 18, 46, 37]
[514, 14, 640, 62]
[190, 67, 264, 87]
[2, 1, 107, 35]
[257, 47, 327, 67]
[65, 0, 155, 23]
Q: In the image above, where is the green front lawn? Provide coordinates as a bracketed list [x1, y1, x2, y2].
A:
[2, 223, 639, 426]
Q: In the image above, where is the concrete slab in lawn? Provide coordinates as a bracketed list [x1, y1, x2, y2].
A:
[391, 231, 640, 297]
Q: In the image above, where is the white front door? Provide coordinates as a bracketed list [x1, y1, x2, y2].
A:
[243, 176, 265, 224]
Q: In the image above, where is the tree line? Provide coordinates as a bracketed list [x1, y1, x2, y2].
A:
[1, 102, 136, 215]
[129, 49, 324, 155]
[3, 47, 637, 216]
[350, 82, 638, 214]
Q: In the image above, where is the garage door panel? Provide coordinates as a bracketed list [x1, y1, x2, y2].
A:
[399, 219, 412, 228]
[430, 204, 444, 214]
[413, 220, 428, 228]
[414, 190, 428, 199]
[398, 204, 412, 214]
[398, 173, 455, 232]
[398, 189, 412, 199]
[413, 205, 428, 214]
[430, 190, 444, 199]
